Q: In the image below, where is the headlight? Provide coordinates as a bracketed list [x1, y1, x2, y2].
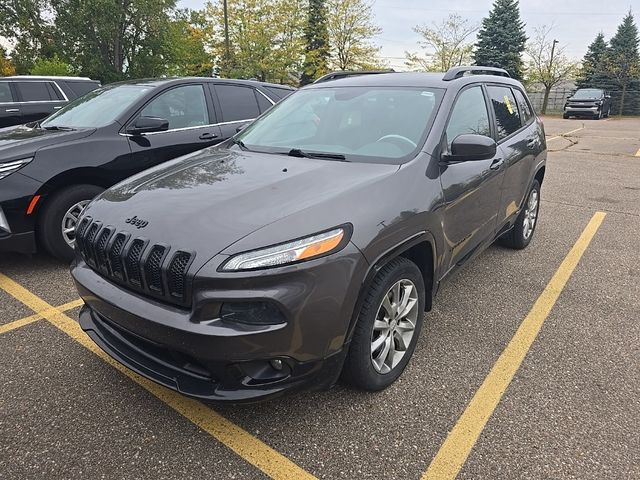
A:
[0, 157, 33, 180]
[222, 227, 348, 271]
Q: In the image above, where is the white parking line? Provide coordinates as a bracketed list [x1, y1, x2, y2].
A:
[547, 125, 585, 142]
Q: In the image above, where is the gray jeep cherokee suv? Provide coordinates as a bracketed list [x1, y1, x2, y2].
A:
[71, 66, 546, 402]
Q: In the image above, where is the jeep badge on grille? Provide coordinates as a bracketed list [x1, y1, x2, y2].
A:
[125, 216, 149, 229]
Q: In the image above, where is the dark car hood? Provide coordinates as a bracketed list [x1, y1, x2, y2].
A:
[84, 148, 398, 262]
[0, 124, 95, 160]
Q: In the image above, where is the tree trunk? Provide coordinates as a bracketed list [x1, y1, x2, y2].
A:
[619, 84, 627, 117]
[541, 86, 551, 115]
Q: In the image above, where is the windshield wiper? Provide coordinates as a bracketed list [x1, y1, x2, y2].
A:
[41, 125, 74, 131]
[287, 148, 347, 161]
[230, 138, 250, 151]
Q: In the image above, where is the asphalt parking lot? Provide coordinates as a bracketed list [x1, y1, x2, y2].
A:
[1, 116, 639, 480]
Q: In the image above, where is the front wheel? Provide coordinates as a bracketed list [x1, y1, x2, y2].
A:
[342, 257, 425, 391]
[499, 179, 540, 250]
[37, 184, 104, 262]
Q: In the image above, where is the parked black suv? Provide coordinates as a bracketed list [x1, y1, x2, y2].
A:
[71, 66, 546, 402]
[0, 77, 294, 261]
[0, 75, 100, 128]
[563, 88, 611, 119]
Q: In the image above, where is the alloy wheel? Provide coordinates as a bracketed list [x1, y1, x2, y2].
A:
[370, 279, 419, 374]
[61, 200, 91, 247]
[522, 189, 539, 240]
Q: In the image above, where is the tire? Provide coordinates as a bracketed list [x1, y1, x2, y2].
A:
[605, 108, 611, 118]
[562, 113, 569, 119]
[499, 179, 540, 250]
[342, 257, 426, 391]
[37, 184, 104, 262]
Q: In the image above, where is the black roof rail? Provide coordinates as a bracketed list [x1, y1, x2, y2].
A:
[313, 69, 395, 84]
[442, 66, 510, 81]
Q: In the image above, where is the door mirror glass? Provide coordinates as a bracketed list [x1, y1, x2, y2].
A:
[446, 134, 496, 162]
[127, 116, 169, 135]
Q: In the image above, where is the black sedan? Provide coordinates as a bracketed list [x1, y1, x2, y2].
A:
[0, 77, 294, 261]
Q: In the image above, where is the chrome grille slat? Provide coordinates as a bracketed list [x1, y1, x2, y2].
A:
[76, 220, 192, 307]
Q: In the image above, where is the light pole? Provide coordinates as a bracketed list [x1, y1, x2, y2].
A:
[223, 0, 230, 72]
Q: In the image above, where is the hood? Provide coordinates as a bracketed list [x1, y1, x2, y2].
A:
[0, 124, 95, 160]
[83, 148, 399, 263]
[567, 96, 601, 103]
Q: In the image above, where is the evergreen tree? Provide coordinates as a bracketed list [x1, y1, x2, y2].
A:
[300, 0, 330, 85]
[605, 11, 640, 115]
[576, 32, 609, 89]
[473, 0, 527, 79]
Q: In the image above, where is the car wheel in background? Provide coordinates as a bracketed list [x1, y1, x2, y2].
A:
[499, 179, 541, 250]
[342, 257, 425, 391]
[37, 184, 104, 262]
[563, 113, 569, 119]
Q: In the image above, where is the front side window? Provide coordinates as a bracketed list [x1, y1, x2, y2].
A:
[42, 84, 152, 128]
[139, 85, 209, 130]
[445, 86, 491, 146]
[236, 86, 444, 163]
[16, 81, 52, 101]
[487, 86, 522, 140]
[216, 85, 261, 122]
[0, 82, 13, 102]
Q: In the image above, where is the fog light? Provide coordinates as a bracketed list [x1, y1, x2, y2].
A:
[270, 359, 283, 370]
[220, 302, 286, 325]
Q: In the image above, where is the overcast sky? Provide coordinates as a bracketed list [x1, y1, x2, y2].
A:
[180, 0, 635, 69]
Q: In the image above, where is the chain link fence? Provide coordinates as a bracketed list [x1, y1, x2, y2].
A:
[528, 88, 640, 116]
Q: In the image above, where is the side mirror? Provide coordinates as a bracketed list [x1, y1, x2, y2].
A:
[444, 134, 497, 162]
[605, 94, 611, 99]
[127, 116, 169, 135]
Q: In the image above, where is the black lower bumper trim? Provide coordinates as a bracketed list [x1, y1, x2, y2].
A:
[0, 230, 37, 254]
[78, 305, 346, 403]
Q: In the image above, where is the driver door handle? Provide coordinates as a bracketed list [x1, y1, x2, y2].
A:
[199, 132, 218, 140]
[5, 108, 19, 113]
[489, 158, 504, 170]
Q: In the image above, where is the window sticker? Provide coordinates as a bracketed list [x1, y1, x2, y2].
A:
[504, 95, 514, 114]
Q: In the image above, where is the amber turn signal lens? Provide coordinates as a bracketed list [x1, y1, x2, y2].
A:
[298, 231, 344, 260]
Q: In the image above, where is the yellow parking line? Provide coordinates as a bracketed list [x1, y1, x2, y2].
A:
[422, 211, 606, 480]
[0, 273, 316, 480]
[547, 125, 584, 142]
[0, 298, 83, 335]
[635, 148, 640, 157]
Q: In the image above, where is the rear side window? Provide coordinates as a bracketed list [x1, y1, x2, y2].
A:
[487, 86, 522, 140]
[446, 86, 491, 146]
[15, 82, 53, 101]
[66, 81, 100, 98]
[0, 82, 14, 102]
[264, 86, 293, 100]
[255, 91, 273, 113]
[46, 82, 64, 100]
[216, 85, 260, 122]
[513, 88, 533, 124]
[140, 84, 209, 130]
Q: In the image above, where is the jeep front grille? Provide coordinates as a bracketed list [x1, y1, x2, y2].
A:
[76, 216, 194, 307]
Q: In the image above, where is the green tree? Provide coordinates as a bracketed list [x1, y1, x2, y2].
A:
[605, 11, 640, 116]
[300, 0, 330, 85]
[406, 13, 478, 72]
[525, 26, 578, 114]
[326, 0, 383, 71]
[0, 46, 16, 76]
[30, 53, 72, 75]
[473, 0, 527, 79]
[205, 0, 306, 84]
[576, 32, 608, 89]
[166, 9, 213, 77]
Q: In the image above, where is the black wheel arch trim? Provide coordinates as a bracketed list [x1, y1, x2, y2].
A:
[345, 230, 437, 344]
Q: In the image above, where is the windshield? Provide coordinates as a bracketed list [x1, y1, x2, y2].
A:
[236, 86, 444, 163]
[41, 84, 152, 128]
[572, 89, 603, 99]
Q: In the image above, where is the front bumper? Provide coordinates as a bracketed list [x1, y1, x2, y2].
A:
[71, 243, 367, 402]
[564, 106, 600, 117]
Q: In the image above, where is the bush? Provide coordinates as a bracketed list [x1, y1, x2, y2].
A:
[31, 56, 73, 76]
